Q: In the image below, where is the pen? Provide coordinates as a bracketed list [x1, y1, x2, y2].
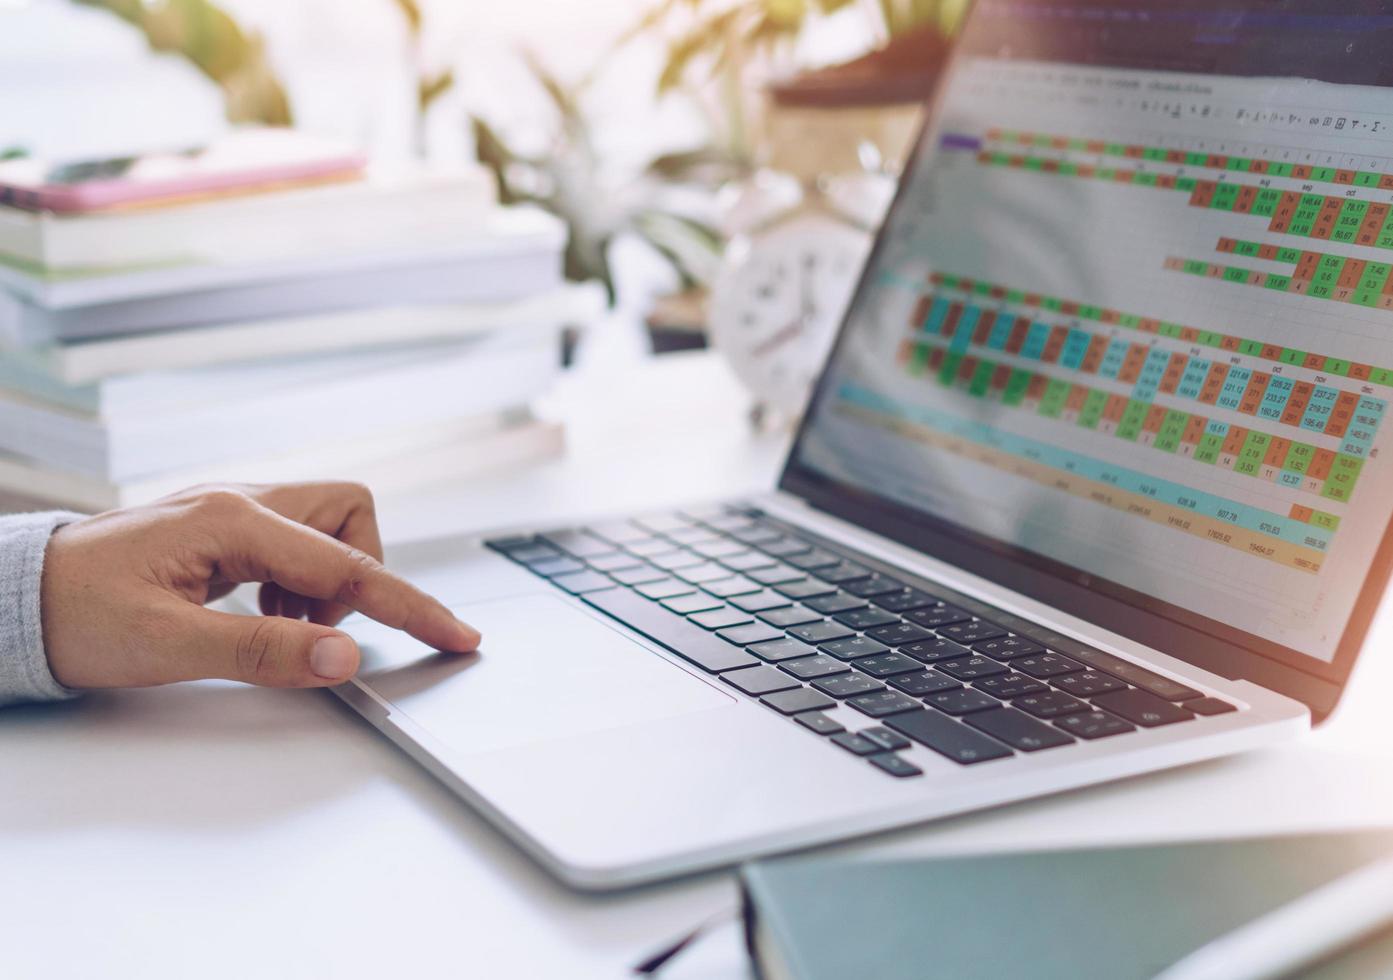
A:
[1154, 853, 1393, 980]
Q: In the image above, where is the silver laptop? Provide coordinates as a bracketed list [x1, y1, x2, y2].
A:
[333, 1, 1393, 889]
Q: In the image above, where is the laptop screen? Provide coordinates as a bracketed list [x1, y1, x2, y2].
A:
[789, 1, 1393, 669]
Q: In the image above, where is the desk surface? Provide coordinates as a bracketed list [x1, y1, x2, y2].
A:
[4, 352, 1393, 980]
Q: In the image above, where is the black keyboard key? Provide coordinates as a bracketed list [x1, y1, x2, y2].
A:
[833, 608, 902, 630]
[805, 593, 868, 615]
[1065, 648, 1203, 702]
[716, 623, 783, 646]
[635, 513, 693, 534]
[781, 654, 851, 680]
[528, 556, 588, 577]
[1053, 671, 1126, 698]
[869, 753, 923, 778]
[586, 521, 649, 545]
[901, 638, 971, 663]
[813, 673, 884, 698]
[888, 670, 962, 696]
[689, 607, 753, 630]
[504, 544, 562, 564]
[866, 622, 936, 646]
[539, 530, 616, 558]
[550, 571, 616, 594]
[1188, 697, 1237, 716]
[673, 561, 729, 582]
[666, 527, 719, 546]
[972, 636, 1045, 660]
[589, 552, 644, 573]
[730, 525, 782, 545]
[758, 605, 821, 628]
[1014, 691, 1090, 719]
[937, 620, 1008, 644]
[965, 708, 1075, 751]
[885, 710, 1014, 765]
[831, 733, 880, 756]
[906, 604, 973, 628]
[1014, 653, 1085, 679]
[1092, 690, 1196, 727]
[853, 653, 924, 678]
[775, 579, 839, 599]
[820, 637, 891, 661]
[817, 562, 874, 583]
[860, 726, 911, 751]
[795, 712, 845, 735]
[691, 539, 747, 559]
[611, 564, 667, 586]
[925, 688, 1001, 715]
[843, 574, 905, 598]
[1054, 710, 1135, 739]
[788, 621, 855, 644]
[749, 564, 806, 586]
[636, 578, 697, 600]
[730, 590, 792, 613]
[786, 549, 841, 570]
[718, 551, 777, 572]
[936, 656, 1009, 681]
[702, 576, 761, 598]
[582, 587, 758, 673]
[661, 593, 724, 615]
[761, 688, 836, 715]
[749, 638, 818, 663]
[703, 514, 755, 532]
[973, 673, 1046, 699]
[760, 537, 814, 558]
[873, 588, 939, 612]
[722, 666, 801, 696]
[847, 690, 922, 718]
[484, 534, 538, 554]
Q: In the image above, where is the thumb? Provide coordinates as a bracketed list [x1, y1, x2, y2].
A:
[192, 607, 362, 688]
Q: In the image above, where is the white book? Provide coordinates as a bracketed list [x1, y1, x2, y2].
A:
[0, 204, 565, 313]
[0, 317, 582, 418]
[0, 164, 495, 272]
[0, 411, 564, 513]
[4, 283, 604, 385]
[0, 329, 563, 480]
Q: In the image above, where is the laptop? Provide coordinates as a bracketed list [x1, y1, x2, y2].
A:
[333, 0, 1393, 889]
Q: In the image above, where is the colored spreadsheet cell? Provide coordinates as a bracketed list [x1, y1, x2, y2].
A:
[928, 271, 1393, 384]
[837, 384, 1329, 575]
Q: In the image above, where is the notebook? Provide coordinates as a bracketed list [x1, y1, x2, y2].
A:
[740, 831, 1393, 980]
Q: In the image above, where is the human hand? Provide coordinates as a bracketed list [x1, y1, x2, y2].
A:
[39, 483, 481, 691]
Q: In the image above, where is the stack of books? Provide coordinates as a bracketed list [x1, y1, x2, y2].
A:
[0, 131, 595, 511]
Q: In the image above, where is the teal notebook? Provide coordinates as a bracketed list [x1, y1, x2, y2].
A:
[739, 831, 1393, 980]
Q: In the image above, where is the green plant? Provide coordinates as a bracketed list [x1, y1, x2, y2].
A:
[626, 0, 967, 171]
[472, 53, 723, 304]
[75, 0, 291, 125]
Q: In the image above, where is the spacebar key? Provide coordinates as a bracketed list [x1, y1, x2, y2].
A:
[583, 587, 759, 673]
[885, 709, 1014, 765]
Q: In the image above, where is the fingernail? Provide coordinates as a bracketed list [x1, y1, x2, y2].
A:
[455, 620, 482, 651]
[311, 635, 358, 679]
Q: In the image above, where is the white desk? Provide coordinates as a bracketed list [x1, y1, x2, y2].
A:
[4, 352, 1393, 980]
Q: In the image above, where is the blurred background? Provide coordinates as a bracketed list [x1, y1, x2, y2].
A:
[0, 0, 966, 512]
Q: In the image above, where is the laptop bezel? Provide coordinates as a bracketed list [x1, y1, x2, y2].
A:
[777, 2, 1393, 722]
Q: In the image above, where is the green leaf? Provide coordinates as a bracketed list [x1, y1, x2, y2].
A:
[418, 69, 454, 112]
[392, 0, 423, 36]
[75, 0, 292, 125]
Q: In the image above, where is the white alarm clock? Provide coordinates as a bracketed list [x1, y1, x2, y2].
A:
[707, 174, 886, 425]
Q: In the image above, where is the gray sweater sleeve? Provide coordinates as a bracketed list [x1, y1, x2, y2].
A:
[1, 511, 84, 708]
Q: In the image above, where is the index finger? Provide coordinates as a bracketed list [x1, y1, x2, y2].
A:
[215, 497, 480, 653]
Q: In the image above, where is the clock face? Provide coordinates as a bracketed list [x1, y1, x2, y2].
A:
[709, 214, 872, 418]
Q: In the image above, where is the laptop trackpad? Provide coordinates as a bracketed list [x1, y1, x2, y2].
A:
[349, 593, 735, 755]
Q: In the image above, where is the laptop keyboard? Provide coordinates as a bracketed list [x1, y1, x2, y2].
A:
[485, 504, 1237, 779]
